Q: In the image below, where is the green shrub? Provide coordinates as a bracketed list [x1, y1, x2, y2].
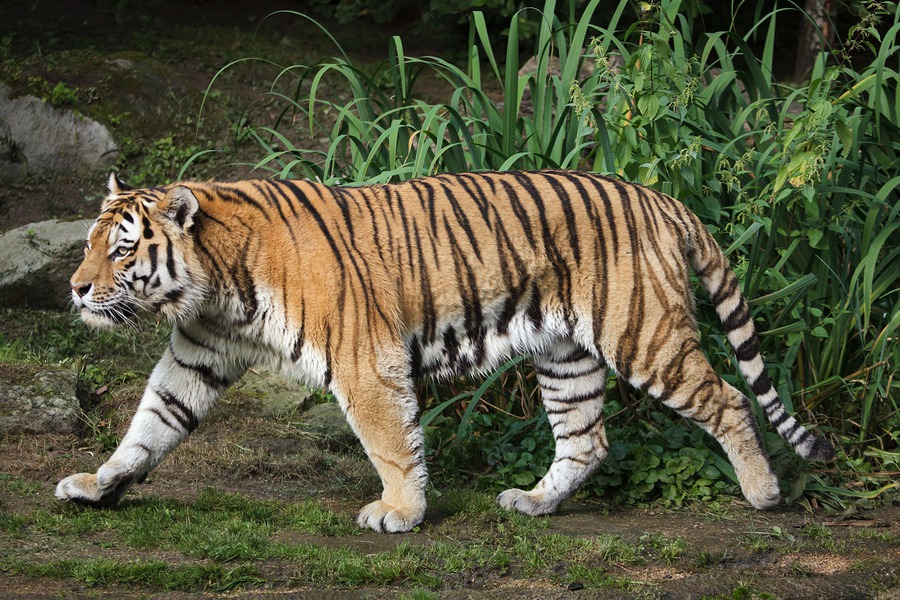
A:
[215, 0, 899, 507]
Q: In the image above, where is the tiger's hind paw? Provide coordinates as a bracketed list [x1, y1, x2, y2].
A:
[356, 500, 423, 533]
[742, 476, 782, 510]
[497, 488, 559, 516]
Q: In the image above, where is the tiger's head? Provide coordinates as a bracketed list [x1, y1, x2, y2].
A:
[70, 174, 209, 328]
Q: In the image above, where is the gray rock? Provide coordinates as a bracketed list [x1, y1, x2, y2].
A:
[0, 82, 117, 182]
[0, 365, 81, 435]
[232, 368, 316, 417]
[0, 218, 89, 309]
[303, 401, 357, 449]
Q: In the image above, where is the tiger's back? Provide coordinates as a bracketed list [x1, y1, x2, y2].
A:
[57, 170, 833, 532]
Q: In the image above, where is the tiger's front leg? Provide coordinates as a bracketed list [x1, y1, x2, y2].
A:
[55, 324, 245, 506]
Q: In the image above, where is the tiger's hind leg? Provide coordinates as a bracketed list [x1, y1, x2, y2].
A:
[620, 330, 781, 510]
[331, 355, 427, 533]
[498, 340, 608, 516]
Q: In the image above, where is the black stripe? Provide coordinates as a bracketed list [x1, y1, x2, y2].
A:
[155, 386, 199, 432]
[147, 243, 158, 275]
[323, 325, 333, 389]
[443, 214, 484, 346]
[409, 335, 423, 379]
[331, 212, 393, 329]
[170, 343, 229, 390]
[734, 335, 760, 362]
[573, 172, 618, 262]
[500, 179, 537, 250]
[359, 187, 388, 264]
[556, 455, 592, 466]
[165, 236, 176, 279]
[711, 274, 740, 307]
[232, 235, 258, 321]
[291, 325, 305, 363]
[667, 377, 717, 414]
[722, 302, 752, 331]
[612, 178, 645, 378]
[216, 183, 271, 220]
[544, 388, 604, 404]
[781, 420, 801, 440]
[332, 187, 357, 242]
[176, 325, 219, 353]
[545, 405, 578, 415]
[770, 410, 791, 429]
[278, 180, 347, 283]
[443, 327, 460, 371]
[751, 375, 771, 396]
[255, 181, 299, 243]
[440, 181, 483, 262]
[793, 428, 812, 446]
[544, 173, 581, 263]
[553, 413, 603, 440]
[413, 226, 436, 344]
[512, 172, 571, 305]
[456, 173, 493, 229]
[694, 256, 716, 278]
[147, 407, 180, 433]
[526, 281, 543, 332]
[164, 288, 183, 302]
[557, 346, 592, 362]
[535, 361, 605, 380]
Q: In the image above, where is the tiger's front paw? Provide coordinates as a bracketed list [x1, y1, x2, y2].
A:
[497, 488, 559, 516]
[357, 500, 424, 533]
[55, 470, 132, 507]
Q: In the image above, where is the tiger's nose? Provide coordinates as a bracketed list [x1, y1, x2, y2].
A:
[71, 283, 92, 298]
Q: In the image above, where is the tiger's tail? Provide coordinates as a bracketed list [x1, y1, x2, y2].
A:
[685, 213, 835, 462]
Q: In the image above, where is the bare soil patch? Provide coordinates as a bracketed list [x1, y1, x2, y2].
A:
[0, 358, 900, 599]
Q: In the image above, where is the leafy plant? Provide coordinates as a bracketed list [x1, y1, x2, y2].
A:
[123, 136, 208, 187]
[209, 0, 899, 507]
[48, 81, 78, 107]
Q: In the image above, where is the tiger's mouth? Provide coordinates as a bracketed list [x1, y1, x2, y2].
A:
[80, 301, 137, 328]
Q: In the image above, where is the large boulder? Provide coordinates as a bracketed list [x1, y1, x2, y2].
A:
[234, 368, 317, 417]
[0, 365, 81, 435]
[0, 219, 88, 309]
[0, 82, 117, 182]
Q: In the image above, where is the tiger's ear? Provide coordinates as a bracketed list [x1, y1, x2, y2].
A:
[161, 186, 200, 232]
[107, 172, 132, 195]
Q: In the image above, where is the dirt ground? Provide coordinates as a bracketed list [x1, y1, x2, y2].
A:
[0, 358, 898, 598]
[2, 456, 899, 599]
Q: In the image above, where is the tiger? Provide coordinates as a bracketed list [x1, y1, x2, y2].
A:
[57, 170, 834, 532]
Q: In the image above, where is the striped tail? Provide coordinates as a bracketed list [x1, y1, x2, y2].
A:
[686, 215, 835, 462]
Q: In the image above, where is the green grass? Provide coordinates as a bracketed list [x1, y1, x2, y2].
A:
[701, 585, 778, 600]
[0, 486, 696, 592]
[741, 522, 851, 556]
[2, 557, 263, 592]
[639, 533, 689, 564]
[0, 474, 41, 496]
[14, 489, 358, 560]
[852, 528, 900, 545]
[0, 308, 168, 373]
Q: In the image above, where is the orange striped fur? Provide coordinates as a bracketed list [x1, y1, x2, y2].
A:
[57, 171, 833, 531]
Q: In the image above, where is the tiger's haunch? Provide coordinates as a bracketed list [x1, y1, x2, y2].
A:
[57, 170, 834, 532]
